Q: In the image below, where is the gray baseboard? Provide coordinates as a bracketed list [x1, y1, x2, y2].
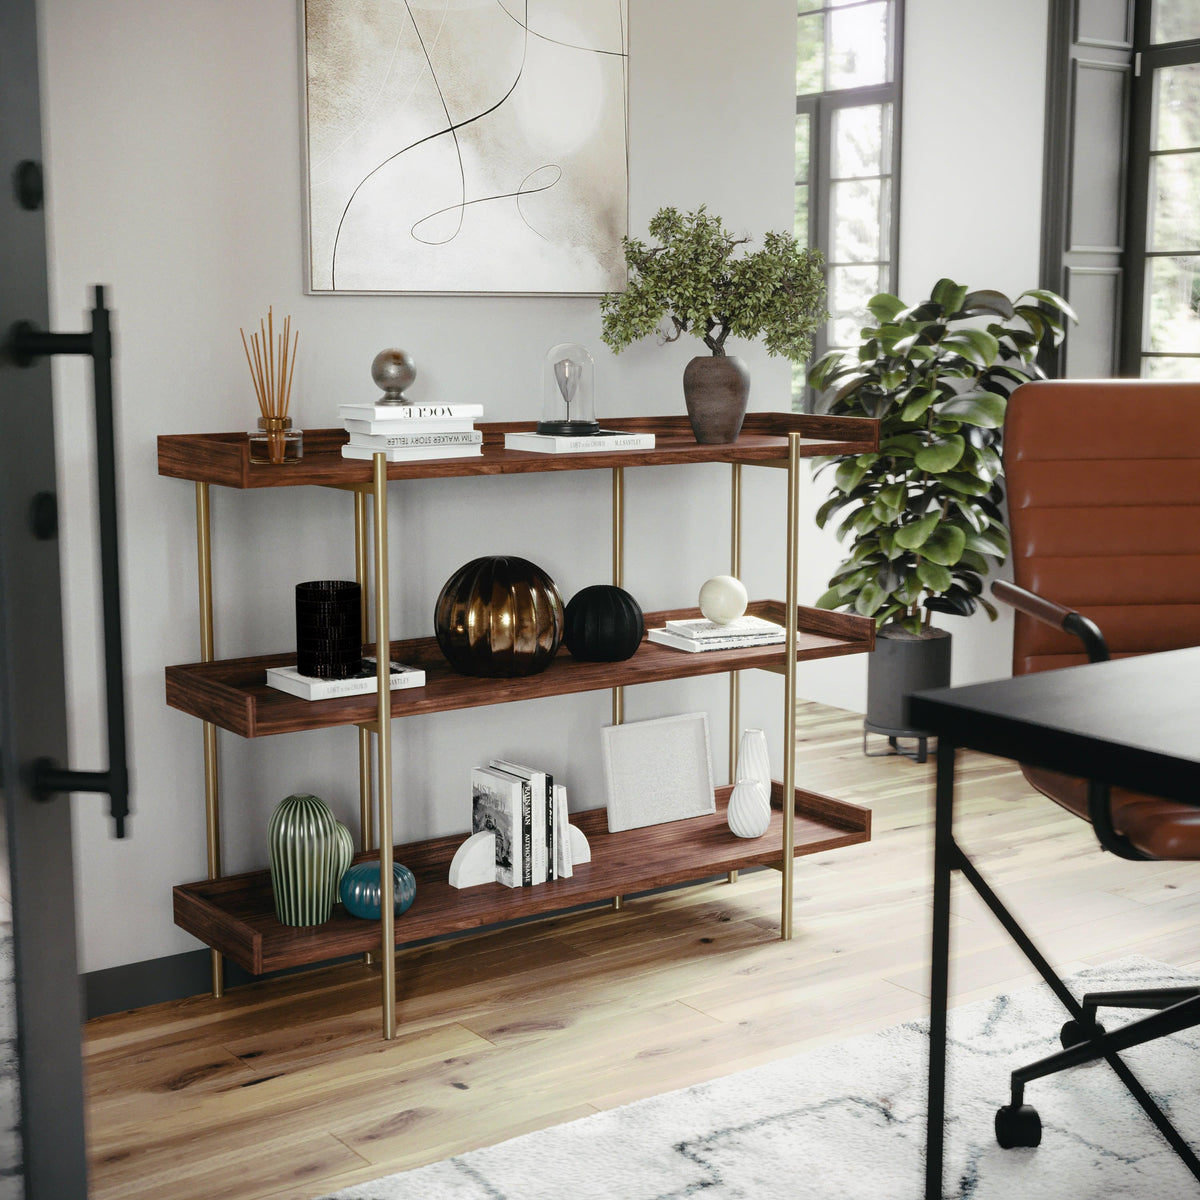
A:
[81, 950, 357, 1020]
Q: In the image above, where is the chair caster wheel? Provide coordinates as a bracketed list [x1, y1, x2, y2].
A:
[995, 1103, 1042, 1148]
[1060, 1019, 1106, 1053]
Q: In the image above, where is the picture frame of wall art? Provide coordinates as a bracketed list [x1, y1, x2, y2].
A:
[300, 0, 630, 295]
[600, 712, 715, 833]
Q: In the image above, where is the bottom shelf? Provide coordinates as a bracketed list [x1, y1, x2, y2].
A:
[174, 782, 871, 976]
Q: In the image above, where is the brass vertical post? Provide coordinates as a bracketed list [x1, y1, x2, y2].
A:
[195, 482, 223, 998]
[728, 462, 742, 885]
[781, 434, 801, 940]
[372, 456, 396, 1039]
[612, 465, 624, 910]
[611, 466, 624, 727]
[354, 489, 374, 854]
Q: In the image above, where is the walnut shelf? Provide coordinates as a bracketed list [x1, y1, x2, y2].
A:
[165, 601, 873, 738]
[157, 413, 878, 489]
[174, 783, 870, 975]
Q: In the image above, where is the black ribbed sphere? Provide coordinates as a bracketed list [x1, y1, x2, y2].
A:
[563, 585, 644, 662]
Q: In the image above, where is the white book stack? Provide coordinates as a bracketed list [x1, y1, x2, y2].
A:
[338, 402, 485, 462]
[646, 614, 787, 653]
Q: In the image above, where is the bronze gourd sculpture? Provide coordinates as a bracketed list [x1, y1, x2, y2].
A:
[435, 556, 564, 677]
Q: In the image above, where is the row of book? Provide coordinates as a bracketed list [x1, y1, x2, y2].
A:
[471, 758, 574, 887]
[338, 401, 485, 462]
[646, 614, 787, 653]
[336, 399, 659, 462]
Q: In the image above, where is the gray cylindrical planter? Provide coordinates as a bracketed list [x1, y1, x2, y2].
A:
[864, 626, 952, 762]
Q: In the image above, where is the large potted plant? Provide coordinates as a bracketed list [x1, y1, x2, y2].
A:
[600, 205, 826, 443]
[808, 278, 1075, 757]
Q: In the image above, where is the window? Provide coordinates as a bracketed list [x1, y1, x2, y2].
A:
[1122, 2, 1200, 376]
[794, 0, 903, 404]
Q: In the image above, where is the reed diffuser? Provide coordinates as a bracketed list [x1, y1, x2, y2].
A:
[242, 307, 302, 464]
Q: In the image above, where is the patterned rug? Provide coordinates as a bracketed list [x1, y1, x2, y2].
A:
[321, 958, 1200, 1200]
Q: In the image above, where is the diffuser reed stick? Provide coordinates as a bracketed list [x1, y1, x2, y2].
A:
[241, 307, 301, 463]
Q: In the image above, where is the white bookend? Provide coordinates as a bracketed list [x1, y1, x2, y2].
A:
[470, 767, 525, 888]
[263, 659, 425, 701]
[448, 830, 497, 889]
[337, 402, 484, 421]
[567, 823, 591, 865]
[503, 429, 655, 454]
[340, 443, 482, 462]
[553, 783, 573, 878]
[646, 627, 786, 653]
[346, 429, 483, 451]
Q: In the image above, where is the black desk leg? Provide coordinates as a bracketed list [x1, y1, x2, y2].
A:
[925, 740, 956, 1200]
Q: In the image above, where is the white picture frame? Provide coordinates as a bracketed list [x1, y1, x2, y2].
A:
[601, 712, 715, 833]
[300, 0, 630, 295]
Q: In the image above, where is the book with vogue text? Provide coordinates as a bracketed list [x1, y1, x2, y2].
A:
[338, 402, 483, 422]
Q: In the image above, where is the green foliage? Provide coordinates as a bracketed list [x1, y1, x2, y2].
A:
[599, 206, 827, 362]
[808, 279, 1076, 634]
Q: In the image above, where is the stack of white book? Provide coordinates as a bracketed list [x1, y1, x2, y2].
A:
[264, 657, 425, 701]
[338, 401, 484, 462]
[646, 614, 787, 653]
[470, 758, 574, 887]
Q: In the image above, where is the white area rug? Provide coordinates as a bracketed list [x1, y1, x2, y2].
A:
[321, 958, 1200, 1200]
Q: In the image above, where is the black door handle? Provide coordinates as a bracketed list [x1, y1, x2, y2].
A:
[7, 286, 130, 837]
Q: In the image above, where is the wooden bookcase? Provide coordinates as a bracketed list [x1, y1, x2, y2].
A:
[159, 413, 879, 1038]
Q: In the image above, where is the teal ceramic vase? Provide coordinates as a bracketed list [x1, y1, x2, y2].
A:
[268, 793, 339, 926]
[332, 820, 355, 906]
[339, 861, 417, 920]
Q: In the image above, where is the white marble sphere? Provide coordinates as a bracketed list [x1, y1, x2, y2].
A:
[699, 575, 748, 624]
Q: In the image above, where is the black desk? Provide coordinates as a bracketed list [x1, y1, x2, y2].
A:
[909, 646, 1200, 1199]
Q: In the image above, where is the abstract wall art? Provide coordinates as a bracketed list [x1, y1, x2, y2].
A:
[302, 0, 629, 294]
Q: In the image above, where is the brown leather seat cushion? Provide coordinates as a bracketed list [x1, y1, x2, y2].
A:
[1022, 765, 1200, 860]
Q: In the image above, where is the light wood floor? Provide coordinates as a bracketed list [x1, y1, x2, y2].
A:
[83, 702, 1200, 1200]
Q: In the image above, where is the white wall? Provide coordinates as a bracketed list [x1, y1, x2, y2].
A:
[38, 0, 1048, 975]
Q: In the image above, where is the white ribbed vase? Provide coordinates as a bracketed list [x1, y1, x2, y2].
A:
[268, 793, 339, 926]
[735, 728, 772, 795]
[728, 728, 773, 838]
[727, 778, 771, 838]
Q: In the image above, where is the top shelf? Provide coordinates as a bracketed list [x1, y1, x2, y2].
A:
[157, 413, 879, 489]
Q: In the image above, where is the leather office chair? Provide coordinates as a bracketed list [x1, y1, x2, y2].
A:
[990, 378, 1200, 1149]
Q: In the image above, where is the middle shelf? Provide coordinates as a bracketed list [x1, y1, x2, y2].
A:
[165, 600, 874, 738]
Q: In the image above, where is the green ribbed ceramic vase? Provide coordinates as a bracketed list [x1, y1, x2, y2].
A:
[332, 820, 355, 906]
[268, 793, 339, 926]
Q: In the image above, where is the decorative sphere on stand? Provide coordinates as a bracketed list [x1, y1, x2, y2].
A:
[371, 349, 417, 404]
[698, 575, 748, 624]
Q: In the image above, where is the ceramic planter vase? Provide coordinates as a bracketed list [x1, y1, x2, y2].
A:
[268, 793, 340, 927]
[683, 355, 750, 444]
[728, 729, 772, 838]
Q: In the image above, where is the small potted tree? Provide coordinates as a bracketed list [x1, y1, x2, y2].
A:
[808, 278, 1074, 757]
[600, 205, 826, 443]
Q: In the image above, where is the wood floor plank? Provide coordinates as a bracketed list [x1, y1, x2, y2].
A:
[83, 701, 1200, 1200]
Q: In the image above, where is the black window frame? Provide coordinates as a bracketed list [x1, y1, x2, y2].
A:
[795, 0, 904, 406]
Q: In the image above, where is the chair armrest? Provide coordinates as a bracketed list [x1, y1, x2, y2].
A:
[991, 580, 1110, 663]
